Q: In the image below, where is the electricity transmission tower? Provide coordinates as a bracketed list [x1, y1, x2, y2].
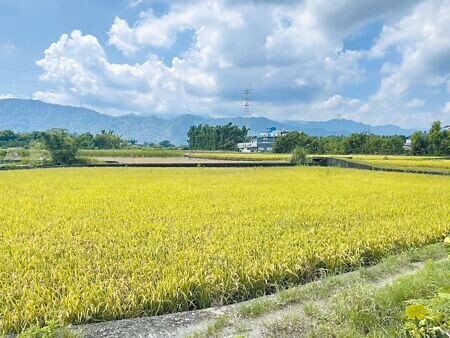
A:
[242, 89, 252, 131]
[241, 89, 253, 151]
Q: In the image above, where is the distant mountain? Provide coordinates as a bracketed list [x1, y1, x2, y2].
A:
[0, 99, 416, 144]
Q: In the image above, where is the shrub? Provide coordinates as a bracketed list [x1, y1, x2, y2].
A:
[290, 146, 309, 165]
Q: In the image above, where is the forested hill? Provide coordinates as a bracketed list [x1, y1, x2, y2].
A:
[0, 99, 416, 144]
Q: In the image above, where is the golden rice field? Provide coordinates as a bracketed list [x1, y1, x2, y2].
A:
[186, 151, 291, 161]
[349, 155, 450, 172]
[0, 167, 449, 334]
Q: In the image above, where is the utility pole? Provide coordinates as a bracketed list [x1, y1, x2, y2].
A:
[336, 114, 342, 136]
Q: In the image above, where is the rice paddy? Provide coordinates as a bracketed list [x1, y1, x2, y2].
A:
[0, 167, 449, 334]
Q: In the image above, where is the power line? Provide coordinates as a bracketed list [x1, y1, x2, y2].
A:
[0, 62, 41, 74]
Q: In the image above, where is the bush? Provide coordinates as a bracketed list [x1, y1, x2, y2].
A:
[42, 129, 78, 165]
[290, 146, 309, 165]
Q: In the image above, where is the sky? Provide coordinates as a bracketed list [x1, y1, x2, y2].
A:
[0, 0, 450, 128]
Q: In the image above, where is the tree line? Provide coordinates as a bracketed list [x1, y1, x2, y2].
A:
[274, 121, 450, 155]
[409, 121, 450, 156]
[0, 129, 126, 149]
[187, 123, 249, 150]
[0, 129, 180, 165]
[273, 133, 407, 154]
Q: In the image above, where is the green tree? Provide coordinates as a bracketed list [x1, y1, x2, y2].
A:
[76, 132, 95, 149]
[42, 129, 78, 164]
[159, 140, 174, 148]
[94, 131, 121, 149]
[427, 121, 443, 155]
[411, 131, 428, 155]
[187, 123, 248, 150]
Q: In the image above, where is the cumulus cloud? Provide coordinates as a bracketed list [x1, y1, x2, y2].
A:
[34, 0, 450, 126]
[0, 93, 15, 100]
[35, 30, 216, 114]
[107, 17, 137, 55]
[371, 1, 450, 101]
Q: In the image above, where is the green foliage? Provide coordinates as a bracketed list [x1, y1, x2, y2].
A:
[445, 236, 450, 256]
[273, 121, 450, 156]
[290, 146, 309, 165]
[403, 295, 450, 337]
[159, 139, 175, 148]
[273, 131, 406, 155]
[187, 123, 249, 150]
[411, 121, 450, 156]
[75, 132, 95, 149]
[42, 129, 78, 165]
[0, 129, 131, 149]
[18, 322, 80, 338]
[93, 130, 122, 149]
[402, 238, 450, 337]
[18, 321, 59, 338]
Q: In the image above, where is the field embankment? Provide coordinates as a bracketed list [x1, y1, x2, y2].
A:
[78, 148, 184, 158]
[185, 151, 290, 161]
[348, 155, 450, 173]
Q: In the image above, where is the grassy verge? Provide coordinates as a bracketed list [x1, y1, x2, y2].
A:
[188, 243, 449, 337]
[264, 259, 450, 337]
[238, 243, 446, 318]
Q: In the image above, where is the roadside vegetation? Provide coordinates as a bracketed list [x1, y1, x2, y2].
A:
[0, 167, 448, 335]
[189, 240, 449, 337]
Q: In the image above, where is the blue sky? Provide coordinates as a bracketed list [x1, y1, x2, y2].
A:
[1, 0, 450, 128]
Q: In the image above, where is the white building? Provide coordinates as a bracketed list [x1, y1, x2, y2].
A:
[237, 140, 257, 152]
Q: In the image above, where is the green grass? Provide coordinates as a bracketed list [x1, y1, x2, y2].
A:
[239, 300, 278, 317]
[258, 249, 450, 338]
[320, 259, 450, 337]
[237, 243, 447, 320]
[188, 315, 229, 338]
[78, 148, 184, 157]
[186, 243, 447, 337]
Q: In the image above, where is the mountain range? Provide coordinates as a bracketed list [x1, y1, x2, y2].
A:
[0, 99, 416, 144]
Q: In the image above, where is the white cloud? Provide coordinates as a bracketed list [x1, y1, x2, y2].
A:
[406, 98, 425, 108]
[34, 0, 450, 127]
[107, 17, 137, 55]
[108, 2, 243, 52]
[0, 93, 15, 100]
[358, 0, 450, 127]
[371, 1, 450, 102]
[128, 0, 143, 7]
[35, 30, 216, 114]
[442, 102, 450, 114]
